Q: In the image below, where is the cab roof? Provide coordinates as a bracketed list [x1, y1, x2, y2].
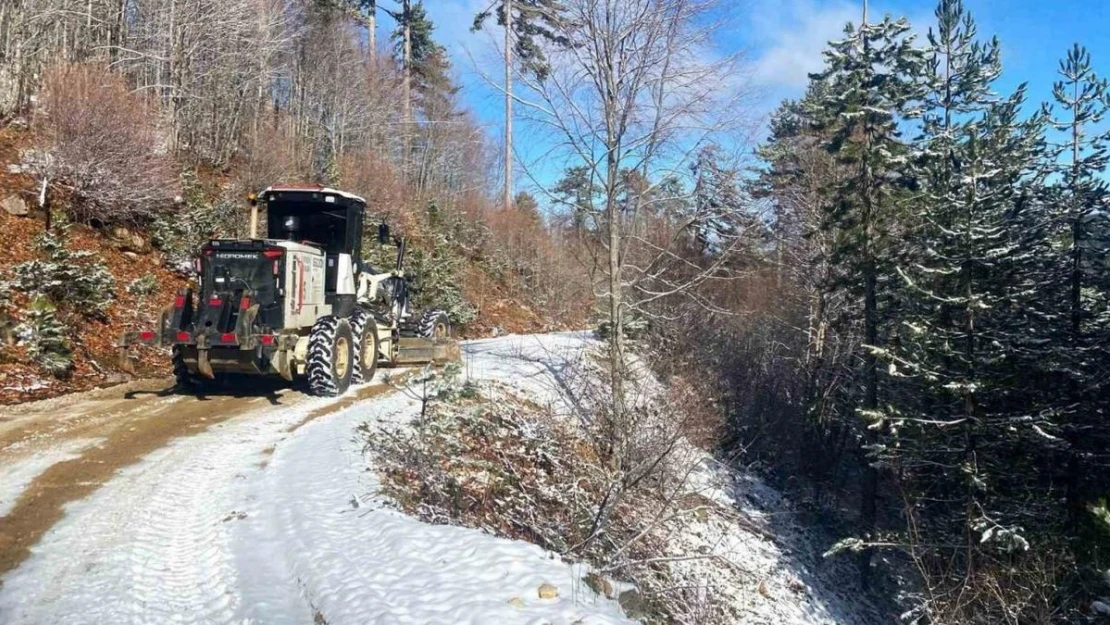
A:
[260, 185, 367, 204]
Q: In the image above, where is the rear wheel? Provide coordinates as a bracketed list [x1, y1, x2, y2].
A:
[306, 315, 354, 397]
[349, 308, 380, 385]
[418, 310, 450, 339]
[172, 346, 215, 392]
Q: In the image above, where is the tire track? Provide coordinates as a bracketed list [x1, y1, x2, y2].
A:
[0, 379, 306, 581]
[0, 377, 394, 624]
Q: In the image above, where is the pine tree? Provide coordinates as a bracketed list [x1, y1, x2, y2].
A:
[1044, 43, 1110, 548]
[553, 166, 599, 233]
[20, 298, 73, 378]
[391, 2, 456, 117]
[887, 2, 1061, 611]
[472, 1, 568, 212]
[13, 228, 115, 318]
[755, 87, 858, 496]
[889, 0, 1006, 504]
[472, 0, 568, 80]
[806, 14, 926, 586]
[690, 144, 751, 255]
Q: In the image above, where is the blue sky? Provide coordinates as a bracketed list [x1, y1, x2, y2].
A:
[384, 0, 1110, 192]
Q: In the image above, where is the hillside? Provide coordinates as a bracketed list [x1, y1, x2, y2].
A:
[0, 118, 573, 404]
[0, 126, 190, 402]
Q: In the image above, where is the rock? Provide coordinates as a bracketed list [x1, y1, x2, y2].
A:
[7, 164, 21, 174]
[123, 251, 140, 260]
[2, 195, 28, 217]
[618, 590, 649, 620]
[537, 583, 558, 599]
[103, 373, 128, 385]
[583, 573, 614, 599]
[1093, 600, 1110, 616]
[507, 597, 525, 608]
[111, 226, 150, 253]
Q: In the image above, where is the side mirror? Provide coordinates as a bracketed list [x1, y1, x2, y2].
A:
[378, 222, 390, 245]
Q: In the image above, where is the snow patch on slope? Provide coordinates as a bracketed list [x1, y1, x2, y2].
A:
[460, 332, 887, 624]
[661, 458, 885, 624]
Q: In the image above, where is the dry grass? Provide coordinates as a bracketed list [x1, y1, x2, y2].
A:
[362, 364, 733, 623]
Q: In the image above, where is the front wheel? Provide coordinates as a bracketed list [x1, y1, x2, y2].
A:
[418, 310, 450, 339]
[306, 316, 354, 397]
[349, 308, 380, 385]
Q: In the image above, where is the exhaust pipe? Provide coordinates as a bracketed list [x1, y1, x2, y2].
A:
[248, 193, 259, 238]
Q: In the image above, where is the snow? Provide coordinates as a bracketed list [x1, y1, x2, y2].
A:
[0, 438, 102, 517]
[461, 331, 597, 410]
[261, 185, 368, 204]
[664, 458, 885, 624]
[0, 333, 629, 625]
[0, 331, 883, 624]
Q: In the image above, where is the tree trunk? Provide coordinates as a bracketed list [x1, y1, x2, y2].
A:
[368, 0, 376, 59]
[857, 12, 879, 589]
[607, 142, 624, 471]
[1065, 103, 1085, 529]
[503, 0, 513, 212]
[859, 254, 878, 590]
[401, 0, 411, 176]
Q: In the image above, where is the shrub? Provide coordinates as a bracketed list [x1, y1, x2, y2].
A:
[126, 273, 160, 298]
[35, 63, 176, 224]
[0, 277, 15, 355]
[18, 298, 73, 377]
[364, 229, 477, 326]
[150, 172, 244, 271]
[12, 228, 115, 317]
[404, 233, 477, 325]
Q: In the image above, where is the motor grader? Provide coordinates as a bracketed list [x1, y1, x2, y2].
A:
[121, 185, 457, 396]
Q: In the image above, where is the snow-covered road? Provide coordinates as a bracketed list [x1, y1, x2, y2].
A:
[0, 333, 630, 625]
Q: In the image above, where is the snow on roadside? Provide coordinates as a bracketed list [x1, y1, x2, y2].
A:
[0, 335, 631, 625]
[234, 390, 629, 625]
[394, 332, 888, 624]
[0, 438, 103, 517]
[655, 456, 885, 624]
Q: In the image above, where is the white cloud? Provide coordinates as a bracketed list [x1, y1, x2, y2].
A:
[749, 0, 861, 89]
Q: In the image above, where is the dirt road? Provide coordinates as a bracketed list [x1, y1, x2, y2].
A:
[0, 334, 637, 625]
[0, 376, 393, 579]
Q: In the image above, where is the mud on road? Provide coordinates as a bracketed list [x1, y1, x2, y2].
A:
[0, 377, 393, 580]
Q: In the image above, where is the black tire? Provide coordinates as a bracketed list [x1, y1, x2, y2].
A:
[418, 309, 451, 339]
[349, 308, 380, 385]
[172, 346, 214, 392]
[306, 315, 354, 397]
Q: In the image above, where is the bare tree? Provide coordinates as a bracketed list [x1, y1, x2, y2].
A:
[517, 0, 750, 470]
[504, 0, 512, 211]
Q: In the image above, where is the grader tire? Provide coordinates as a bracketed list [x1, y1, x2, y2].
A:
[418, 310, 451, 339]
[172, 346, 214, 392]
[349, 308, 380, 385]
[307, 315, 354, 397]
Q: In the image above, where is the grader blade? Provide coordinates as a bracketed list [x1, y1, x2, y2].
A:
[394, 337, 461, 365]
